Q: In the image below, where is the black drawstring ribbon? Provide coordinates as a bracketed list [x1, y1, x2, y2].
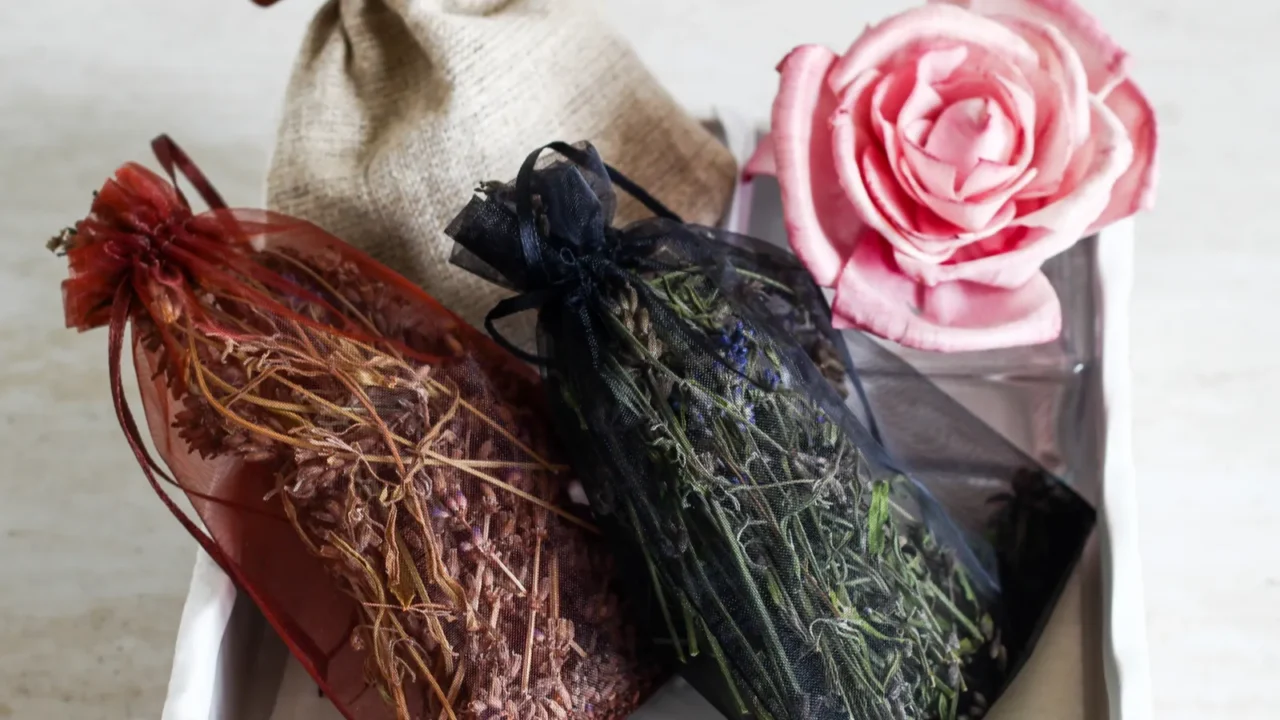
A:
[482, 142, 680, 365]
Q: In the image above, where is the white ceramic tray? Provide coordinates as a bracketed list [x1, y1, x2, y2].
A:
[161, 116, 1151, 720]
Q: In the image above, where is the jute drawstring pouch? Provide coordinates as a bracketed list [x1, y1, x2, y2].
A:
[265, 0, 737, 330]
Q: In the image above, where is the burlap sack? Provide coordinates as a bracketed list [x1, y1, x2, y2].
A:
[266, 0, 737, 331]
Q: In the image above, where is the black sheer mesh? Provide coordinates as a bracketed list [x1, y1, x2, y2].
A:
[448, 143, 1095, 720]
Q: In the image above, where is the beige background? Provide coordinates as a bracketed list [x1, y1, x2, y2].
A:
[0, 1, 1274, 719]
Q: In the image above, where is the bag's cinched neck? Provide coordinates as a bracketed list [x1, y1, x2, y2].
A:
[453, 142, 682, 364]
[511, 141, 679, 286]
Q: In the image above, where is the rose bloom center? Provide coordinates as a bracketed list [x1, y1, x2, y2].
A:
[924, 96, 1016, 173]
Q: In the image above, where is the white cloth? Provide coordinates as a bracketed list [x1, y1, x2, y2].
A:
[163, 551, 237, 720]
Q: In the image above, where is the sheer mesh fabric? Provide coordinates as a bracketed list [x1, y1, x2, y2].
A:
[448, 143, 1096, 720]
[59, 151, 660, 720]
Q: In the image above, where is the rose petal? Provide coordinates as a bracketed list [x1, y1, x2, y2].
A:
[1014, 96, 1131, 227]
[959, 158, 1024, 198]
[916, 63, 1036, 200]
[870, 72, 907, 144]
[1003, 19, 1090, 196]
[931, 70, 1038, 183]
[1015, 72, 1074, 198]
[900, 137, 959, 201]
[931, 0, 1129, 95]
[925, 97, 1018, 170]
[892, 199, 1022, 280]
[909, 173, 1020, 232]
[897, 46, 968, 125]
[968, 164, 1040, 206]
[832, 229, 1062, 351]
[900, 138, 1036, 235]
[992, 74, 1038, 166]
[859, 147, 925, 243]
[902, 118, 933, 145]
[771, 45, 865, 287]
[868, 73, 1030, 258]
[743, 134, 778, 178]
[871, 71, 925, 203]
[912, 203, 968, 241]
[829, 4, 1039, 94]
[870, 51, 969, 208]
[897, 96, 1131, 287]
[831, 76, 928, 262]
[1088, 78, 1158, 230]
[1008, 18, 1090, 144]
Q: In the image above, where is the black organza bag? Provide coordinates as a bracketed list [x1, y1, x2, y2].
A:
[447, 143, 1095, 720]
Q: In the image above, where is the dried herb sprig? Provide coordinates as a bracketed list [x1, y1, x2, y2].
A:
[578, 266, 996, 720]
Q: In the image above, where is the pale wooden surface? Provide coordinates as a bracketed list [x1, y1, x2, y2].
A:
[0, 1, 1275, 719]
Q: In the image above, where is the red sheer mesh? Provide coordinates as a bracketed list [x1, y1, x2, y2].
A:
[56, 140, 659, 720]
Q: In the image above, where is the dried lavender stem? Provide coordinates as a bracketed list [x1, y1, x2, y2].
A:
[265, 250, 384, 331]
[549, 552, 560, 632]
[328, 532, 458, 718]
[190, 322, 589, 535]
[423, 449, 596, 532]
[522, 534, 543, 692]
[187, 333, 312, 451]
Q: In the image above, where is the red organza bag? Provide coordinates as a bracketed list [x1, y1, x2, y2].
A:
[53, 137, 659, 720]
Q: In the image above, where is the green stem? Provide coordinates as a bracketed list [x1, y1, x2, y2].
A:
[704, 497, 803, 697]
[631, 502, 686, 664]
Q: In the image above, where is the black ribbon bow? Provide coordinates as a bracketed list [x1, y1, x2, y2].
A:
[463, 142, 682, 366]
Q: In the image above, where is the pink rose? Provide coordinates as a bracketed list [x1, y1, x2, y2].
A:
[749, 0, 1157, 351]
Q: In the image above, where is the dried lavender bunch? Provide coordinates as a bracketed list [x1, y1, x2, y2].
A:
[445, 144, 1002, 720]
[161, 247, 653, 720]
[577, 268, 994, 720]
[51, 152, 657, 720]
